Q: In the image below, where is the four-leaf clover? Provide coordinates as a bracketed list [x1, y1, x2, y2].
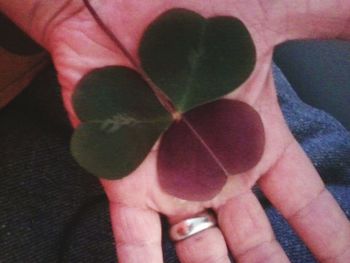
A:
[71, 8, 265, 201]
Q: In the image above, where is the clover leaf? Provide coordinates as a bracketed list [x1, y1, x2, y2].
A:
[71, 67, 172, 178]
[71, 8, 264, 201]
[139, 9, 256, 112]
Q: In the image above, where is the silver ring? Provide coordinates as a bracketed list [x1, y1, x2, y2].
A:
[169, 212, 217, 241]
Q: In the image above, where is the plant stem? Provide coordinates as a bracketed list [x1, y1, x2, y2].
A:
[82, 0, 179, 120]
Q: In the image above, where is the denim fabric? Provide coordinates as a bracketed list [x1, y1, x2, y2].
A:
[274, 40, 350, 130]
[0, 62, 349, 263]
[268, 65, 350, 263]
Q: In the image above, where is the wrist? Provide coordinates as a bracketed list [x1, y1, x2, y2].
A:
[0, 0, 84, 49]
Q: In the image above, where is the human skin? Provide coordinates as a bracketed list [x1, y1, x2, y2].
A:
[1, 1, 350, 262]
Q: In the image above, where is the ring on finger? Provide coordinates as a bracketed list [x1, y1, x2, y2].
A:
[169, 211, 217, 241]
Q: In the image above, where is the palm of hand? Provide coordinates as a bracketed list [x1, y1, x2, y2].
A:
[51, 0, 290, 208]
[42, 1, 350, 262]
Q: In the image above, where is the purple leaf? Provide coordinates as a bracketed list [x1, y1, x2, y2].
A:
[158, 99, 265, 201]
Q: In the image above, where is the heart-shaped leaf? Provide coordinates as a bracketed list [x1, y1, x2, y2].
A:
[71, 5, 263, 200]
[139, 8, 256, 112]
[71, 66, 172, 178]
[158, 100, 265, 201]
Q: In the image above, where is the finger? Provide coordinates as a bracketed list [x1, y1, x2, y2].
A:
[109, 203, 163, 263]
[215, 191, 289, 263]
[259, 141, 350, 262]
[168, 215, 230, 263]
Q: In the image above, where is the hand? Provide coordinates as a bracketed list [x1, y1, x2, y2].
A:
[2, 1, 350, 262]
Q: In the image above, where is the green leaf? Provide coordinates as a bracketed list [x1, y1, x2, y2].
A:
[139, 8, 256, 112]
[71, 66, 171, 179]
[73, 66, 170, 122]
[71, 121, 167, 179]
